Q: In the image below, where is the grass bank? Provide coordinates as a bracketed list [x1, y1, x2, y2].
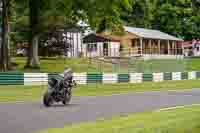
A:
[38, 105, 200, 133]
[12, 57, 200, 73]
[14, 57, 91, 73]
[0, 80, 200, 102]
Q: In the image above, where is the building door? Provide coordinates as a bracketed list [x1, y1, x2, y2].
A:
[103, 43, 109, 56]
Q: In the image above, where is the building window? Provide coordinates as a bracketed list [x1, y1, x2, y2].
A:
[87, 43, 97, 52]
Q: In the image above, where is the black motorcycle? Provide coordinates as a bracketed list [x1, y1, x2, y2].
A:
[43, 75, 76, 107]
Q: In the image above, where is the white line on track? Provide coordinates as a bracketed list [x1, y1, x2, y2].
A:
[155, 104, 200, 112]
[108, 88, 200, 97]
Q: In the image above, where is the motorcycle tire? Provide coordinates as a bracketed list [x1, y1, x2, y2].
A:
[62, 91, 72, 105]
[43, 92, 53, 107]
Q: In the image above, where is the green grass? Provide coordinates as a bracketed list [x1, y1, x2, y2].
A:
[12, 57, 200, 73]
[14, 57, 91, 73]
[0, 80, 200, 102]
[13, 57, 116, 73]
[0, 85, 46, 102]
[187, 58, 200, 71]
[98, 58, 200, 73]
[37, 105, 200, 133]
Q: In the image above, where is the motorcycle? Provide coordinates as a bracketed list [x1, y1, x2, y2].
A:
[43, 73, 76, 107]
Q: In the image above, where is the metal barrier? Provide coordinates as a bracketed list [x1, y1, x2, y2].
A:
[0, 72, 199, 85]
[0, 72, 24, 85]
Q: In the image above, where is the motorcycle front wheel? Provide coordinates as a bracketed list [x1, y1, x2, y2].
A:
[62, 91, 72, 105]
[43, 92, 53, 107]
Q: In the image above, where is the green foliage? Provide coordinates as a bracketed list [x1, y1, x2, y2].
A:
[86, 0, 132, 33]
[8, 0, 200, 44]
[122, 0, 200, 40]
[151, 0, 200, 40]
[121, 0, 151, 28]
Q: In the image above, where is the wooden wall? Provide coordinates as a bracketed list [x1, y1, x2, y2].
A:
[99, 31, 183, 55]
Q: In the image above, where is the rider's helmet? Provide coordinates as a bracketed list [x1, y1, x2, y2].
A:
[64, 66, 73, 80]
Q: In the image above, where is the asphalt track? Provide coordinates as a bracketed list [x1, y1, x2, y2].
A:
[1, 89, 200, 133]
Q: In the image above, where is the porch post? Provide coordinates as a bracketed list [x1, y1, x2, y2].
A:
[158, 40, 161, 55]
[148, 39, 151, 54]
[167, 40, 170, 55]
[108, 42, 110, 57]
[181, 41, 184, 56]
[135, 39, 137, 54]
[175, 41, 177, 55]
[140, 38, 143, 55]
[172, 41, 175, 55]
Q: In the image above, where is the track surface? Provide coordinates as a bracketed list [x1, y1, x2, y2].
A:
[1, 89, 200, 133]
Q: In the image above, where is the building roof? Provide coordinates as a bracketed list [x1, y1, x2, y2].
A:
[83, 33, 120, 43]
[124, 26, 183, 41]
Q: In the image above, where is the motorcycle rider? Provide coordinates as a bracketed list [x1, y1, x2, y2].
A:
[63, 66, 73, 87]
[43, 67, 74, 107]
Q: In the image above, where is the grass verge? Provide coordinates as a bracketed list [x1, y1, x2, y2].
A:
[14, 57, 91, 73]
[0, 80, 200, 102]
[12, 57, 200, 73]
[38, 105, 200, 133]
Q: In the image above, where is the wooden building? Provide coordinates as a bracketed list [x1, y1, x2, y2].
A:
[83, 34, 120, 57]
[83, 26, 184, 59]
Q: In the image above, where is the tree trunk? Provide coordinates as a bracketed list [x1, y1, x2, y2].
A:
[24, 40, 32, 68]
[25, 0, 33, 68]
[24, 26, 33, 68]
[0, 0, 10, 71]
[25, 0, 40, 68]
[31, 35, 40, 68]
[7, 22, 12, 70]
[25, 35, 40, 68]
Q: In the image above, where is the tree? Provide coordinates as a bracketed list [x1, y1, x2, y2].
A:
[120, 0, 200, 40]
[25, 0, 87, 68]
[151, 3, 182, 36]
[23, 0, 39, 68]
[121, 0, 151, 28]
[0, 0, 13, 71]
[85, 0, 132, 33]
[23, 0, 132, 68]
